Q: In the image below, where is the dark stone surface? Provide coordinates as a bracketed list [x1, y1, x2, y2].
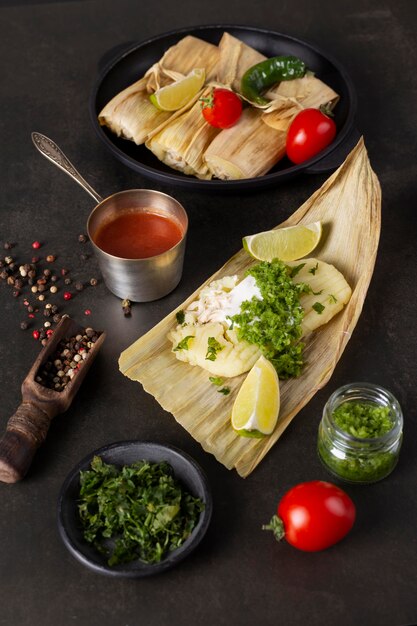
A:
[0, 1, 416, 625]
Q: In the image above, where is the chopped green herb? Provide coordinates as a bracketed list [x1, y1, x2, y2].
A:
[309, 262, 319, 275]
[173, 335, 194, 351]
[176, 310, 185, 324]
[312, 302, 325, 314]
[289, 263, 306, 278]
[78, 456, 204, 566]
[231, 259, 310, 378]
[332, 401, 393, 439]
[218, 387, 231, 395]
[328, 294, 338, 304]
[206, 337, 223, 361]
[209, 376, 224, 386]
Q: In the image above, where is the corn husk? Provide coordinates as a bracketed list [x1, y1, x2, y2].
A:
[216, 32, 266, 92]
[203, 107, 287, 180]
[145, 86, 222, 179]
[98, 36, 219, 145]
[145, 35, 219, 92]
[262, 74, 339, 130]
[119, 138, 380, 477]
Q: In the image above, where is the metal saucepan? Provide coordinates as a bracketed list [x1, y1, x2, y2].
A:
[31, 132, 188, 302]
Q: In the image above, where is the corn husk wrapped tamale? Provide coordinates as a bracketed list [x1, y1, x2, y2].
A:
[119, 138, 381, 477]
[204, 107, 287, 180]
[216, 32, 266, 92]
[145, 86, 222, 179]
[98, 36, 219, 145]
[145, 35, 219, 92]
[262, 74, 339, 130]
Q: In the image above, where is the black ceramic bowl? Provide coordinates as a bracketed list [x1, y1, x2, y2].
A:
[57, 441, 212, 577]
[90, 24, 359, 191]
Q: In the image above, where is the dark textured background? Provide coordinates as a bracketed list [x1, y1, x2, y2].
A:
[0, 1, 416, 625]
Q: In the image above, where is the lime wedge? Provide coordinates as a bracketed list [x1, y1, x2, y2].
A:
[150, 68, 206, 111]
[243, 221, 322, 262]
[231, 356, 280, 437]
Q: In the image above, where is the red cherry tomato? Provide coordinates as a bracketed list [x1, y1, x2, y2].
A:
[201, 88, 242, 129]
[263, 481, 356, 552]
[286, 108, 337, 164]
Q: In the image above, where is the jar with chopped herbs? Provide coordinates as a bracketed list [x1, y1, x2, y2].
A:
[318, 383, 403, 483]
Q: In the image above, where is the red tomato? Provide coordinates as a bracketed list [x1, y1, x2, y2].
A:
[201, 88, 242, 129]
[286, 108, 337, 164]
[264, 481, 356, 552]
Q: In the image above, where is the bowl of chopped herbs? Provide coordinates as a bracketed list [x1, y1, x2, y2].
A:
[57, 441, 212, 577]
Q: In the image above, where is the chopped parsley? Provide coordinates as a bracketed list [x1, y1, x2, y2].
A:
[231, 259, 310, 378]
[328, 294, 338, 304]
[312, 302, 325, 314]
[175, 310, 185, 324]
[206, 337, 223, 361]
[218, 387, 231, 395]
[78, 456, 204, 566]
[173, 335, 194, 351]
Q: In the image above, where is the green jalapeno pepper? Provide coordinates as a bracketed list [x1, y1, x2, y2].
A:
[241, 56, 307, 106]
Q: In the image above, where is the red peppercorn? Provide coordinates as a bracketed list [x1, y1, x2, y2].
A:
[32, 241, 41, 249]
[63, 291, 72, 301]
[84, 309, 91, 316]
[46, 329, 54, 338]
[32, 330, 40, 340]
[28, 313, 35, 319]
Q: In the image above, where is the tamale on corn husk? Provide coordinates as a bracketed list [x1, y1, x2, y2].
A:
[204, 107, 287, 180]
[146, 86, 222, 179]
[119, 138, 381, 477]
[145, 35, 219, 92]
[216, 32, 266, 92]
[98, 36, 219, 145]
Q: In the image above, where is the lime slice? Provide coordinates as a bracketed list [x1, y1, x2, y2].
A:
[231, 355, 280, 437]
[150, 68, 206, 111]
[243, 221, 322, 262]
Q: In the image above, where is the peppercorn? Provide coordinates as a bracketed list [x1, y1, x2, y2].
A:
[78, 234, 88, 243]
[46, 254, 56, 263]
[50, 275, 59, 282]
[37, 294, 45, 301]
[13, 289, 20, 298]
[84, 309, 91, 316]
[89, 277, 98, 286]
[4, 242, 13, 250]
[32, 241, 41, 249]
[75, 281, 84, 291]
[64, 277, 72, 285]
[28, 269, 36, 279]
[32, 329, 40, 340]
[7, 276, 15, 286]
[27, 305, 34, 313]
[50, 285, 58, 294]
[20, 321, 28, 330]
[43, 268, 51, 277]
[52, 314, 61, 324]
[5, 256, 13, 265]
[63, 291, 72, 300]
[61, 268, 69, 276]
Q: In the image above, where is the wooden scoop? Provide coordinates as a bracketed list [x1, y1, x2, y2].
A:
[0, 316, 106, 483]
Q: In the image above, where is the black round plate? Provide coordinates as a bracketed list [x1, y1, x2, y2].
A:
[57, 441, 212, 577]
[90, 24, 358, 191]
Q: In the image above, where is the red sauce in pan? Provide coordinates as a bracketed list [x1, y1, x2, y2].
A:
[94, 209, 183, 259]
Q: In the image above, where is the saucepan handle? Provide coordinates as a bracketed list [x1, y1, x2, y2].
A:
[304, 126, 362, 175]
[0, 402, 53, 483]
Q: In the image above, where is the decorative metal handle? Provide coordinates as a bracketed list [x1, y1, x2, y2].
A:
[31, 132, 103, 204]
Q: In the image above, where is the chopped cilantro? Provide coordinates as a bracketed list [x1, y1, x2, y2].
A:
[332, 401, 393, 439]
[206, 337, 223, 361]
[309, 262, 319, 275]
[209, 376, 224, 386]
[312, 302, 325, 314]
[176, 310, 185, 324]
[289, 263, 306, 278]
[231, 259, 310, 378]
[218, 387, 231, 395]
[173, 335, 194, 351]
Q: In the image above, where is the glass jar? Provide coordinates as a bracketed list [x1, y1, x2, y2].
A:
[318, 382, 403, 484]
